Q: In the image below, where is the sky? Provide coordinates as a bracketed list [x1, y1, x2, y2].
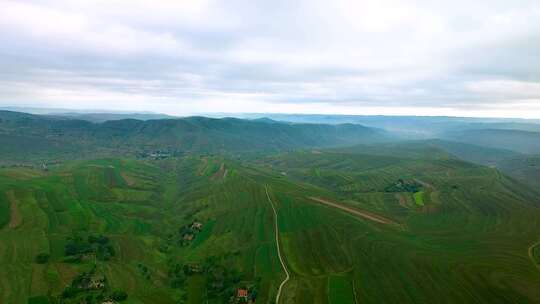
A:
[1, 0, 540, 118]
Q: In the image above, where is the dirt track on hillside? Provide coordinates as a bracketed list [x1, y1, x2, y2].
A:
[6, 190, 22, 229]
[308, 197, 397, 225]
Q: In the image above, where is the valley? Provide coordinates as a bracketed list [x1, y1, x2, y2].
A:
[3, 0, 540, 302]
[1, 145, 540, 303]
[1, 111, 540, 303]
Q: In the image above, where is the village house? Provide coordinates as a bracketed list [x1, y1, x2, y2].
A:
[237, 288, 248, 300]
[185, 263, 202, 274]
[89, 278, 105, 289]
[191, 222, 203, 230]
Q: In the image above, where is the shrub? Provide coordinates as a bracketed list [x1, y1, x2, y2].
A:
[111, 290, 128, 301]
[61, 286, 78, 299]
[27, 295, 49, 304]
[35, 253, 50, 264]
[88, 234, 109, 245]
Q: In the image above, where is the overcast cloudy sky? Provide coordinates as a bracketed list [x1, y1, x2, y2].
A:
[1, 0, 540, 117]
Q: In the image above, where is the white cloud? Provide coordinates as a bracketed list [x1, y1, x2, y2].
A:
[466, 80, 540, 98]
[0, 0, 540, 118]
[0, 1, 189, 56]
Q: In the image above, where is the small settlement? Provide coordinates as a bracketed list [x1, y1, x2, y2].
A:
[179, 221, 204, 246]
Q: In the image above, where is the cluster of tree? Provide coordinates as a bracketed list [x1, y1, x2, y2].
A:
[137, 263, 152, 280]
[178, 221, 204, 246]
[30, 266, 129, 303]
[35, 253, 50, 264]
[384, 179, 422, 193]
[160, 220, 205, 253]
[64, 234, 115, 262]
[60, 286, 127, 304]
[168, 255, 256, 302]
[158, 242, 170, 253]
[167, 263, 187, 288]
[26, 295, 50, 304]
[110, 291, 128, 302]
[205, 264, 243, 299]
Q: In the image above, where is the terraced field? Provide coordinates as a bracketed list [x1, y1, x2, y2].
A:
[256, 148, 540, 303]
[1, 144, 540, 303]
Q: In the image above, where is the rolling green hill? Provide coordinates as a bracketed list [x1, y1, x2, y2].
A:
[0, 111, 390, 164]
[442, 129, 540, 154]
[496, 156, 540, 190]
[2, 141, 540, 303]
[411, 140, 540, 191]
[425, 139, 521, 165]
[2, 111, 540, 303]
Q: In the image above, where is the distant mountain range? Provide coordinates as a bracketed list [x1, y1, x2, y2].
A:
[230, 113, 540, 139]
[48, 112, 177, 123]
[2, 109, 540, 166]
[0, 110, 391, 163]
[441, 129, 540, 155]
[229, 113, 540, 155]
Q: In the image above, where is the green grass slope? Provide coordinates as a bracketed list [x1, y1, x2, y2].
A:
[1, 147, 540, 303]
[256, 146, 540, 303]
[0, 157, 289, 303]
[495, 155, 540, 191]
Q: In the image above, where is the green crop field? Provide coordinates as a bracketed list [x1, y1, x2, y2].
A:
[1, 141, 540, 303]
[328, 276, 355, 304]
[413, 191, 424, 206]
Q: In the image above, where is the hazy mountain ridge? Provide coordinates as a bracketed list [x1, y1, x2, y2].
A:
[2, 110, 538, 188]
[441, 128, 540, 154]
[496, 155, 540, 190]
[48, 112, 177, 123]
[233, 113, 540, 137]
[0, 110, 391, 162]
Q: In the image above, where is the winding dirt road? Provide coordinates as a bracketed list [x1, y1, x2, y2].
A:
[265, 186, 290, 304]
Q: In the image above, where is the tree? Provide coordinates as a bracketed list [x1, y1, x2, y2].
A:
[111, 290, 128, 301]
[61, 286, 78, 299]
[35, 253, 50, 264]
[88, 234, 109, 245]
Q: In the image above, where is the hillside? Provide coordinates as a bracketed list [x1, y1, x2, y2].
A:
[366, 140, 540, 192]
[424, 139, 521, 165]
[3, 144, 540, 303]
[326, 140, 540, 191]
[442, 129, 540, 154]
[0, 111, 390, 163]
[496, 156, 540, 190]
[2, 112, 540, 303]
